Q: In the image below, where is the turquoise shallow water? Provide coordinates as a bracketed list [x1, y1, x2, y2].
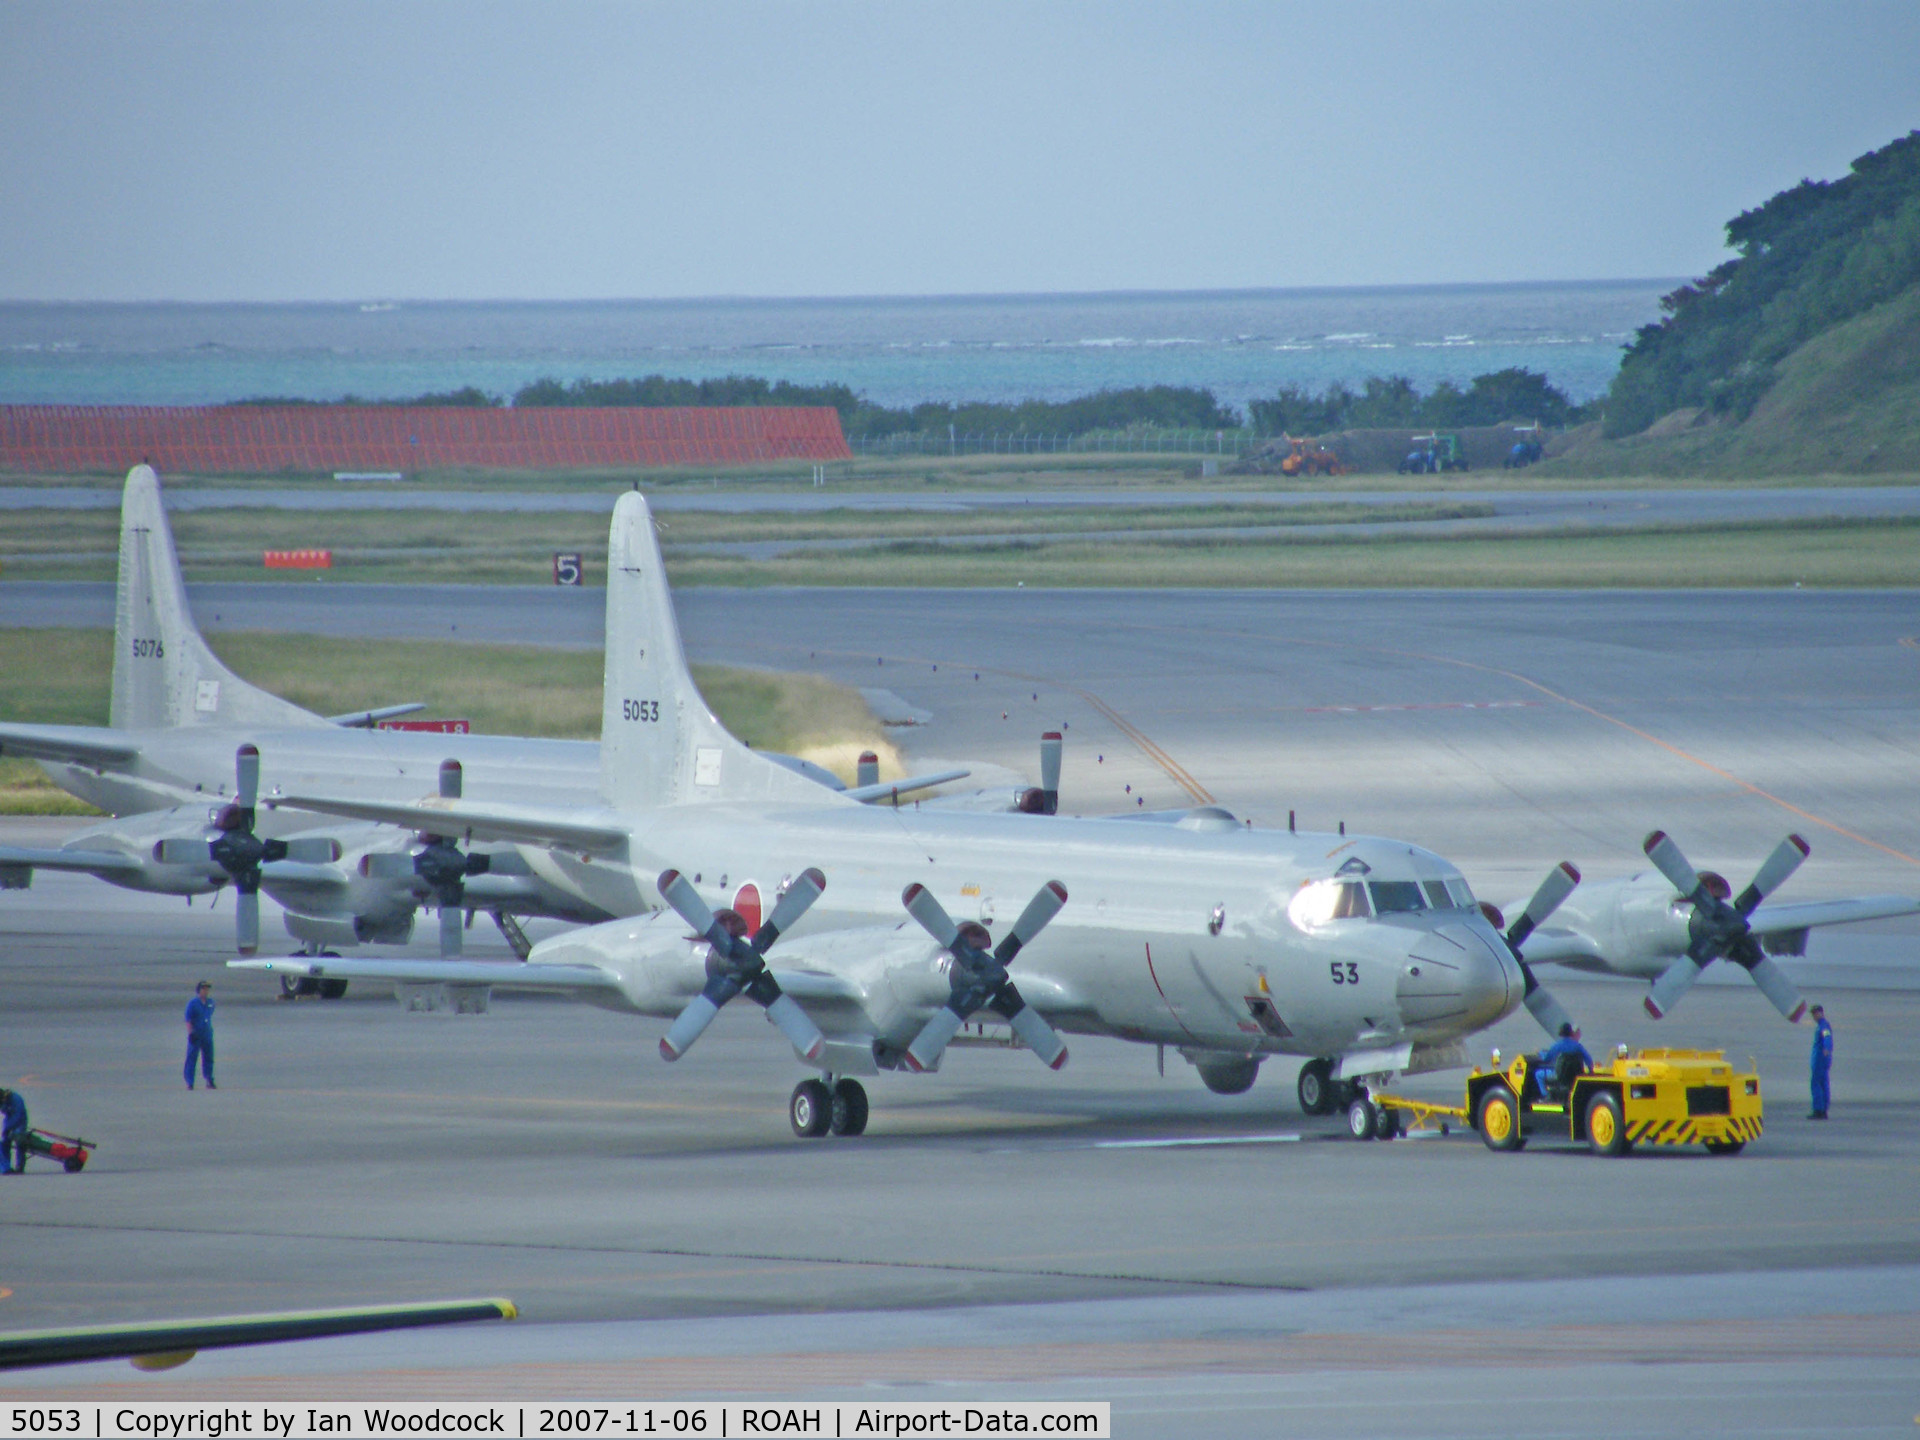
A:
[0, 281, 1668, 414]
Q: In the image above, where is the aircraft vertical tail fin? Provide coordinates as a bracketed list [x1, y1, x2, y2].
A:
[599, 491, 833, 810]
[110, 466, 325, 731]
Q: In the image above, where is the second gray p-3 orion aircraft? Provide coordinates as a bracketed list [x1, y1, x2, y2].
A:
[246, 490, 1585, 1139]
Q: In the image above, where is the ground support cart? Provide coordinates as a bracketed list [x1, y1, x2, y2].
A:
[1370, 1047, 1762, 1157]
[19, 1129, 96, 1172]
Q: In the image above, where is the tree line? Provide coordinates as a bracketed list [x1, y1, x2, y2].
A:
[237, 368, 1580, 438]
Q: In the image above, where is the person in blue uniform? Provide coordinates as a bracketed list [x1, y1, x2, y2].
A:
[184, 981, 216, 1090]
[1535, 1023, 1593, 1097]
[0, 1086, 28, 1174]
[1808, 1004, 1833, 1119]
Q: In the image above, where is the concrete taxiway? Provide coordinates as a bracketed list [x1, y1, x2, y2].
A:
[3, 587, 1918, 1432]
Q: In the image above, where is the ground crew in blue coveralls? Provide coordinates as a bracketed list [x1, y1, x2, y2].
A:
[184, 980, 217, 1090]
[0, 1086, 27, 1174]
[1808, 1003, 1833, 1119]
[1534, 1022, 1593, 1096]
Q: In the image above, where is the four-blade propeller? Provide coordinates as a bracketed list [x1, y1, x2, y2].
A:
[655, 866, 829, 1063]
[900, 879, 1070, 1072]
[204, 745, 280, 955]
[1642, 830, 1810, 1021]
[1492, 861, 1582, 1037]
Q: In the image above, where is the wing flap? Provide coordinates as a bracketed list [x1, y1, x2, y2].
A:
[1748, 895, 1920, 934]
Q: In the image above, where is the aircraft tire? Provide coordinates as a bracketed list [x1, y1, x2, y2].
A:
[830, 1079, 870, 1137]
[789, 1079, 832, 1139]
[1346, 1096, 1379, 1141]
[1478, 1085, 1524, 1152]
[1297, 1059, 1336, 1115]
[318, 979, 349, 1000]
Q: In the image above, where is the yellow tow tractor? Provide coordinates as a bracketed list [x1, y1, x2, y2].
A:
[1370, 1046, 1763, 1156]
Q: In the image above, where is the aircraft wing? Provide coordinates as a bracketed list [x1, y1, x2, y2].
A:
[230, 956, 619, 991]
[841, 768, 972, 804]
[1748, 895, 1920, 935]
[1516, 925, 1607, 968]
[275, 793, 630, 854]
[0, 1298, 513, 1371]
[0, 845, 143, 877]
[0, 722, 140, 767]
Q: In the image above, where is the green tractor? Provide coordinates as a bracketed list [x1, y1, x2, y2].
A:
[1397, 432, 1469, 474]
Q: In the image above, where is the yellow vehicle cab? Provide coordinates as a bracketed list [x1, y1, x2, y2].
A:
[1373, 1046, 1763, 1157]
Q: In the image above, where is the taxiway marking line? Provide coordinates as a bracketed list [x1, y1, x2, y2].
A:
[1093, 1133, 1302, 1149]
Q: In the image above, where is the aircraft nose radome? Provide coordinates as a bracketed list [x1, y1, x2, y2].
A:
[1397, 920, 1521, 1038]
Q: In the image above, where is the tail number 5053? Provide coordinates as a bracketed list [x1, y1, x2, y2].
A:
[622, 698, 661, 723]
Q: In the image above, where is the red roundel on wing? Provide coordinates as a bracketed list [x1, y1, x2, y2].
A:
[733, 883, 762, 934]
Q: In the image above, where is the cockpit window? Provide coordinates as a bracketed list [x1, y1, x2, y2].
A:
[1331, 881, 1371, 919]
[1287, 878, 1372, 928]
[1423, 880, 1452, 910]
[1369, 880, 1428, 914]
[1445, 877, 1475, 909]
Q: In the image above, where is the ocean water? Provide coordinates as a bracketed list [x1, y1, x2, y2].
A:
[0, 282, 1669, 416]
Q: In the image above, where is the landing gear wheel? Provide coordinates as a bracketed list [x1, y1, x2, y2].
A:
[1297, 1058, 1336, 1116]
[1585, 1091, 1629, 1157]
[789, 1079, 832, 1138]
[1478, 1084, 1524, 1152]
[1346, 1095, 1379, 1141]
[279, 976, 319, 1000]
[830, 1079, 870, 1137]
[1704, 1138, 1745, 1156]
[318, 979, 348, 1000]
[1375, 1105, 1402, 1141]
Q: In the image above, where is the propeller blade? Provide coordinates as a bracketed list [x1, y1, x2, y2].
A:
[439, 759, 463, 800]
[1005, 998, 1069, 1069]
[856, 751, 879, 789]
[1745, 955, 1809, 1022]
[1643, 830, 1703, 900]
[1039, 732, 1062, 815]
[763, 992, 826, 1063]
[994, 880, 1069, 964]
[1735, 834, 1810, 917]
[1505, 862, 1580, 950]
[753, 868, 826, 952]
[1643, 953, 1706, 1019]
[439, 903, 463, 957]
[234, 745, 260, 811]
[903, 1007, 966, 1072]
[235, 887, 260, 955]
[658, 995, 723, 1061]
[1521, 975, 1576, 1038]
[658, 868, 730, 950]
[902, 883, 961, 950]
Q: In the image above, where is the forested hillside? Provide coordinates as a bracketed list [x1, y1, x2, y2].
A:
[1604, 130, 1920, 439]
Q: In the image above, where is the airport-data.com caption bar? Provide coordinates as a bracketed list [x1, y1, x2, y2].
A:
[5, 1405, 1109, 1440]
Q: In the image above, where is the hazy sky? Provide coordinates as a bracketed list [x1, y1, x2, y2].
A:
[3, 2, 1916, 302]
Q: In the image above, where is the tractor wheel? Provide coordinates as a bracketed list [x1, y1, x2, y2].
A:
[1704, 1138, 1745, 1156]
[1346, 1095, 1379, 1141]
[1478, 1084, 1524, 1152]
[1585, 1092, 1630, 1157]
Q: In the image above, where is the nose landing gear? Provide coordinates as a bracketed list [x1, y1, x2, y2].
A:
[789, 1076, 869, 1138]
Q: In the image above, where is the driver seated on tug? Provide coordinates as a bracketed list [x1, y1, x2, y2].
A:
[1534, 1023, 1593, 1102]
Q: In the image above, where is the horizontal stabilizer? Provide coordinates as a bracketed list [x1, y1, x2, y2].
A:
[327, 703, 427, 728]
[841, 769, 972, 804]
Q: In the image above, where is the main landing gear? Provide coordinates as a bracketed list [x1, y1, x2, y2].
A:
[789, 1077, 869, 1139]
